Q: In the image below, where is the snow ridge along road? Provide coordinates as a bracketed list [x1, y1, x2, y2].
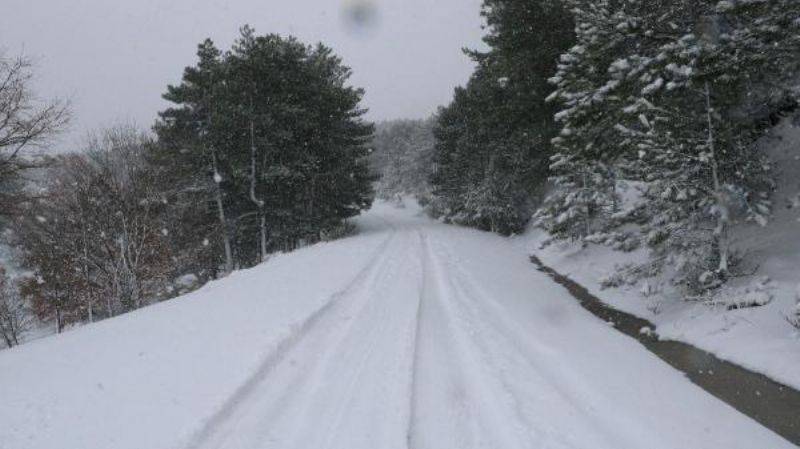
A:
[0, 203, 794, 449]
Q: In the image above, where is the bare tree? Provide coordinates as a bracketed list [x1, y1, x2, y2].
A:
[0, 53, 69, 180]
[0, 268, 30, 348]
[13, 126, 172, 329]
[83, 127, 173, 313]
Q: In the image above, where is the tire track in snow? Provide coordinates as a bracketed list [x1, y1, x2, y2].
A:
[181, 229, 399, 449]
[425, 239, 540, 446]
[312, 262, 405, 449]
[404, 230, 428, 449]
[268, 228, 421, 449]
[426, 236, 631, 448]
[410, 231, 533, 449]
[426, 232, 736, 449]
[249, 245, 408, 449]
[294, 228, 422, 449]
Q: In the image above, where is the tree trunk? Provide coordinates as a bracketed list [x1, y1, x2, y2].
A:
[55, 305, 63, 333]
[81, 212, 94, 323]
[9, 320, 19, 346]
[705, 82, 729, 275]
[248, 103, 268, 262]
[1, 330, 12, 348]
[211, 148, 234, 274]
[106, 294, 114, 318]
[259, 215, 268, 262]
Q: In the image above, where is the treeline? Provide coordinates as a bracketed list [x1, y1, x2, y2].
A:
[429, 0, 800, 293]
[4, 1, 800, 344]
[369, 118, 435, 203]
[430, 0, 574, 234]
[0, 52, 69, 345]
[0, 27, 374, 343]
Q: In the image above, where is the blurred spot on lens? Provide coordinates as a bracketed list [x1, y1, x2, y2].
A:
[342, 0, 379, 36]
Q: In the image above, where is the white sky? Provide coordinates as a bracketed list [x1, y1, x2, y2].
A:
[1, 0, 485, 151]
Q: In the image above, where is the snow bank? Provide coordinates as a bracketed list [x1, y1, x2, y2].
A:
[0, 212, 392, 449]
[522, 117, 800, 391]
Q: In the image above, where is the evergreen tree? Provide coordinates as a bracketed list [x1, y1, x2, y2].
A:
[431, 72, 536, 234]
[154, 27, 374, 270]
[535, 0, 634, 241]
[618, 0, 800, 290]
[152, 39, 233, 276]
[430, 0, 574, 234]
[543, 0, 800, 291]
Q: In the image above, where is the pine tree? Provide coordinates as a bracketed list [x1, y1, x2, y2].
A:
[153, 39, 233, 276]
[540, 0, 800, 291]
[155, 28, 374, 269]
[603, 0, 799, 290]
[430, 0, 574, 234]
[536, 0, 637, 241]
[718, 0, 800, 117]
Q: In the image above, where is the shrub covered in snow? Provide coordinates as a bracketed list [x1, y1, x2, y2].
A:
[585, 231, 641, 252]
[789, 285, 800, 329]
[599, 262, 659, 290]
[703, 277, 774, 310]
[789, 306, 800, 330]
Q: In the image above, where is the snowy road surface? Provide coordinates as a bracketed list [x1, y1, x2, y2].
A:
[0, 202, 794, 449]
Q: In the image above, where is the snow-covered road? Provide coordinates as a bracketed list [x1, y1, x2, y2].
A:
[0, 203, 794, 449]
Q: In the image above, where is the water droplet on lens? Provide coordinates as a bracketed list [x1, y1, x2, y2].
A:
[342, 0, 378, 35]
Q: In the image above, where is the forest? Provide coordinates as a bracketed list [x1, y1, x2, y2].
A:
[2, 0, 800, 347]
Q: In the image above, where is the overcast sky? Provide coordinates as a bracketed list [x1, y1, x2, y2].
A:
[1, 0, 485, 151]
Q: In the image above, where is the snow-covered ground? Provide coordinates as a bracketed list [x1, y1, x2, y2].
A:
[522, 117, 800, 393]
[0, 201, 793, 449]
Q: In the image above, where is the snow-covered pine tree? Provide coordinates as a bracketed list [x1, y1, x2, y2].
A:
[718, 0, 800, 116]
[536, 0, 636, 241]
[540, 0, 800, 290]
[430, 72, 546, 235]
[467, 155, 533, 234]
[429, 87, 472, 221]
[615, 0, 800, 292]
[430, 0, 573, 235]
